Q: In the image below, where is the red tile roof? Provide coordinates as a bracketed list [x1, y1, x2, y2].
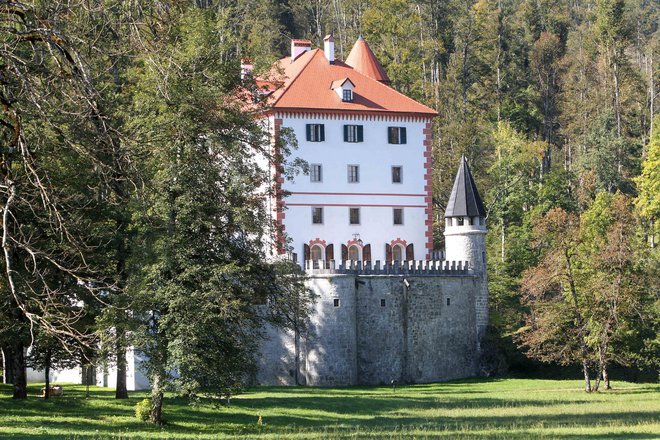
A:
[260, 40, 437, 117]
[345, 36, 390, 83]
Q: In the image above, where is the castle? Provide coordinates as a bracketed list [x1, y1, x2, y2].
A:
[253, 36, 488, 386]
[21, 35, 488, 390]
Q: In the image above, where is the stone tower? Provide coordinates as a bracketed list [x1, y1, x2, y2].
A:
[444, 156, 489, 346]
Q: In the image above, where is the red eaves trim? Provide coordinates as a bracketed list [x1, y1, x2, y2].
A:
[286, 203, 426, 208]
[289, 191, 426, 197]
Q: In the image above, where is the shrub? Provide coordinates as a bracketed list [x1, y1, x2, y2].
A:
[135, 398, 151, 422]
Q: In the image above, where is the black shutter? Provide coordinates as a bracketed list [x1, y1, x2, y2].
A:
[325, 244, 334, 261]
[343, 125, 348, 142]
[357, 125, 363, 142]
[385, 243, 392, 262]
[304, 244, 310, 261]
[363, 244, 371, 262]
[406, 243, 414, 260]
[306, 124, 311, 141]
[320, 124, 325, 141]
[387, 127, 394, 144]
[341, 244, 348, 260]
[401, 127, 407, 144]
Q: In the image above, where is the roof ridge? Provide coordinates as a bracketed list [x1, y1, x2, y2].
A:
[270, 49, 321, 108]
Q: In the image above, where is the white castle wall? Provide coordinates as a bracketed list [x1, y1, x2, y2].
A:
[278, 113, 430, 261]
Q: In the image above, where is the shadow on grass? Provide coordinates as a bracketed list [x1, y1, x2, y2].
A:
[1, 381, 658, 439]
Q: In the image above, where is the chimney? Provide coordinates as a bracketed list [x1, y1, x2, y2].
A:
[240, 58, 253, 80]
[291, 39, 312, 61]
[323, 34, 335, 63]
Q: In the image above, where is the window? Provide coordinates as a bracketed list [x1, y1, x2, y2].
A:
[446, 298, 451, 306]
[380, 299, 386, 307]
[310, 245, 323, 261]
[344, 125, 363, 142]
[306, 124, 325, 142]
[333, 298, 340, 307]
[348, 245, 361, 261]
[393, 208, 403, 225]
[392, 166, 402, 183]
[347, 165, 359, 183]
[312, 207, 323, 224]
[342, 89, 353, 102]
[310, 164, 322, 182]
[457, 217, 464, 226]
[388, 127, 407, 144]
[392, 244, 404, 261]
[349, 207, 360, 225]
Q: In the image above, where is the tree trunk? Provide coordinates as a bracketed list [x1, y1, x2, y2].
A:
[603, 365, 611, 390]
[2, 347, 13, 384]
[44, 349, 51, 400]
[294, 322, 300, 386]
[582, 359, 591, 393]
[115, 333, 129, 399]
[10, 342, 27, 399]
[150, 373, 165, 425]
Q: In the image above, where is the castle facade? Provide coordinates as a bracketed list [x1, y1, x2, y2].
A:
[254, 36, 489, 386]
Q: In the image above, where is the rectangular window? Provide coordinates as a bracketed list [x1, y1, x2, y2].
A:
[312, 207, 323, 224]
[387, 127, 407, 144]
[343, 125, 364, 143]
[347, 165, 359, 183]
[310, 164, 322, 182]
[342, 89, 353, 102]
[349, 207, 360, 225]
[446, 298, 451, 306]
[392, 166, 402, 183]
[380, 299, 386, 307]
[333, 298, 340, 307]
[306, 124, 325, 142]
[393, 208, 403, 225]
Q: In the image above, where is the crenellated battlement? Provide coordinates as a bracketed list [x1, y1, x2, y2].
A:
[303, 259, 472, 275]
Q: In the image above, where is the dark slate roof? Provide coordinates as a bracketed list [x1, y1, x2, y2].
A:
[444, 156, 486, 218]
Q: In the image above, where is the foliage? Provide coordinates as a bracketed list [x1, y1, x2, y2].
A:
[135, 398, 152, 422]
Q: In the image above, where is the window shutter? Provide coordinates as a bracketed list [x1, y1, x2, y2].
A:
[325, 244, 334, 261]
[363, 244, 371, 262]
[343, 125, 348, 142]
[341, 244, 348, 261]
[357, 125, 363, 142]
[388, 127, 394, 144]
[406, 243, 414, 260]
[385, 243, 392, 262]
[320, 124, 325, 141]
[401, 127, 407, 144]
[304, 244, 310, 261]
[306, 124, 311, 141]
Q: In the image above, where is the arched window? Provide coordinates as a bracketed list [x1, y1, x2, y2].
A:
[392, 244, 404, 261]
[348, 245, 361, 261]
[310, 245, 324, 262]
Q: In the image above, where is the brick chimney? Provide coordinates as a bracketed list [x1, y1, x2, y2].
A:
[323, 34, 335, 63]
[291, 39, 312, 61]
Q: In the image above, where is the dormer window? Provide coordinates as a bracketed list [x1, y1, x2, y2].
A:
[331, 78, 355, 103]
[342, 89, 353, 102]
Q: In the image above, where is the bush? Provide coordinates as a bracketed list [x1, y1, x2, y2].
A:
[135, 398, 151, 422]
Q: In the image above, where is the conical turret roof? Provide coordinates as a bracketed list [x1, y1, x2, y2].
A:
[345, 36, 390, 83]
[445, 156, 486, 218]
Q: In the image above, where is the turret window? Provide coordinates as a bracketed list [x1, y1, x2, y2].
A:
[392, 244, 404, 261]
[393, 208, 403, 225]
[392, 166, 402, 183]
[310, 245, 324, 261]
[312, 207, 323, 224]
[457, 217, 464, 226]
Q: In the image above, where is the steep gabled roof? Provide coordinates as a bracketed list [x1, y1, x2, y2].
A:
[445, 156, 486, 218]
[260, 42, 437, 117]
[345, 36, 390, 83]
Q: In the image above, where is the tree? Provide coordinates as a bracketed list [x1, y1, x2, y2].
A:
[635, 117, 660, 247]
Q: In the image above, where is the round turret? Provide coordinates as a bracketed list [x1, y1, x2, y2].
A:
[443, 156, 487, 272]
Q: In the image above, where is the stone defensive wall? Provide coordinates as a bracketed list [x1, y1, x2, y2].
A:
[256, 262, 483, 387]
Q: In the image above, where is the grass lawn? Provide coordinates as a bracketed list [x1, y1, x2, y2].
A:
[0, 378, 658, 439]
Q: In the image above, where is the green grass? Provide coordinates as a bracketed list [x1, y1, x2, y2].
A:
[1, 378, 658, 439]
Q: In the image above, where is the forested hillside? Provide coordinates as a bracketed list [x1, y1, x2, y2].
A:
[0, 0, 657, 418]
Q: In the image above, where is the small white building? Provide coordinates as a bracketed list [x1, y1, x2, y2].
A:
[255, 36, 438, 264]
